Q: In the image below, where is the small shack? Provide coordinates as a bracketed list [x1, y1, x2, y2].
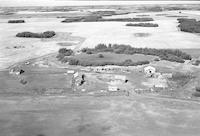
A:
[144, 66, 156, 77]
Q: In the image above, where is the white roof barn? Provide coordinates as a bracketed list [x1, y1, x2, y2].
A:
[144, 66, 156, 77]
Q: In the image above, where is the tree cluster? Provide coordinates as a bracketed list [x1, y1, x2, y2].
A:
[61, 15, 102, 23]
[99, 17, 154, 22]
[16, 31, 56, 38]
[81, 43, 192, 63]
[126, 23, 158, 27]
[56, 48, 73, 61]
[62, 16, 154, 23]
[177, 18, 200, 33]
[8, 20, 25, 23]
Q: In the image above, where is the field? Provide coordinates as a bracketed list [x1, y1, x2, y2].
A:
[1, 10, 200, 69]
[181, 49, 200, 58]
[0, 67, 73, 95]
[73, 52, 157, 64]
[1, 95, 200, 136]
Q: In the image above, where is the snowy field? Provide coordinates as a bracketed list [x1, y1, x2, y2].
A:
[0, 10, 200, 69]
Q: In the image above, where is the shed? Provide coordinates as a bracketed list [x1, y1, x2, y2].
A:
[67, 70, 75, 74]
[73, 72, 79, 78]
[144, 66, 156, 77]
[108, 86, 119, 92]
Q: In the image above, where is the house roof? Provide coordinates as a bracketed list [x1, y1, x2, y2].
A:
[144, 66, 156, 71]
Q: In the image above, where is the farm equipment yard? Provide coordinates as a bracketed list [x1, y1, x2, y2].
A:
[1, 1, 200, 136]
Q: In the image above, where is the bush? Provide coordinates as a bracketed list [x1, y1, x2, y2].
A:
[154, 58, 160, 61]
[16, 31, 56, 38]
[192, 60, 200, 66]
[68, 58, 79, 65]
[42, 31, 56, 38]
[192, 92, 200, 97]
[56, 48, 73, 62]
[86, 50, 93, 54]
[8, 20, 25, 23]
[56, 53, 65, 61]
[98, 54, 104, 58]
[196, 86, 200, 92]
[58, 48, 73, 56]
[160, 54, 185, 63]
[20, 79, 27, 85]
[95, 44, 107, 50]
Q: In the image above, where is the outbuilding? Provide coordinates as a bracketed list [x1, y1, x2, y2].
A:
[108, 86, 119, 92]
[144, 66, 156, 77]
[9, 67, 25, 75]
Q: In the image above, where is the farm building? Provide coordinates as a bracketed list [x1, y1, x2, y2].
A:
[67, 70, 75, 74]
[108, 86, 119, 92]
[9, 67, 25, 75]
[144, 66, 156, 77]
[92, 65, 122, 73]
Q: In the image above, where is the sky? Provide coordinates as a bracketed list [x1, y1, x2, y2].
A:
[0, 0, 200, 7]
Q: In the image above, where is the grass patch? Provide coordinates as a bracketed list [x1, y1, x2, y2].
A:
[181, 49, 200, 58]
[74, 52, 155, 63]
[58, 52, 153, 66]
[134, 33, 151, 37]
[57, 42, 74, 46]
[170, 72, 194, 87]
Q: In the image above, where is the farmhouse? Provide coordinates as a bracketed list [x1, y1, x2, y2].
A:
[144, 66, 156, 77]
